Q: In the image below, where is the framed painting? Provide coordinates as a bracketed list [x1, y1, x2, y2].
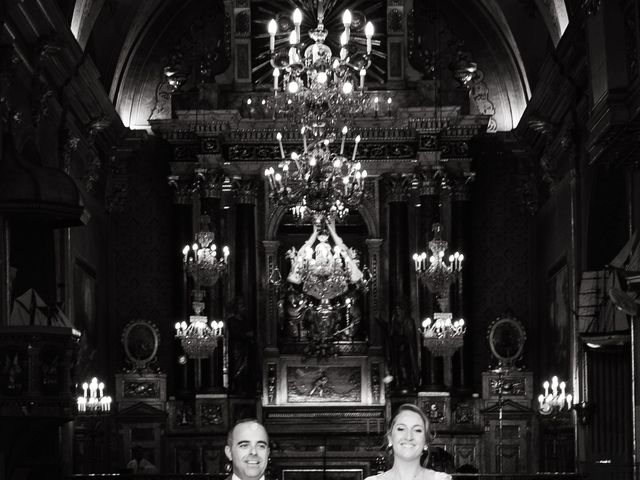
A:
[547, 261, 570, 377]
[265, 356, 383, 406]
[73, 258, 97, 379]
[73, 258, 96, 335]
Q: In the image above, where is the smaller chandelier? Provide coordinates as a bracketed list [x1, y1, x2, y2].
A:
[265, 127, 367, 220]
[413, 223, 463, 302]
[421, 312, 466, 357]
[286, 218, 370, 300]
[265, 1, 376, 127]
[175, 289, 224, 359]
[182, 215, 229, 287]
[538, 376, 573, 415]
[77, 377, 112, 413]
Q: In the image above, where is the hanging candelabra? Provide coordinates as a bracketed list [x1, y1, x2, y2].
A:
[413, 223, 463, 310]
[175, 290, 225, 359]
[264, 0, 378, 127]
[265, 126, 367, 220]
[421, 312, 466, 357]
[182, 215, 229, 287]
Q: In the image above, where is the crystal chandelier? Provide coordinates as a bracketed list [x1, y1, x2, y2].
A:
[182, 215, 229, 287]
[538, 376, 574, 415]
[77, 377, 112, 413]
[265, 127, 367, 220]
[413, 223, 463, 308]
[286, 217, 370, 300]
[175, 290, 224, 359]
[264, 0, 377, 128]
[421, 312, 466, 357]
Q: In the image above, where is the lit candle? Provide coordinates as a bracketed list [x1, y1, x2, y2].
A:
[543, 380, 549, 398]
[301, 126, 307, 152]
[340, 126, 348, 154]
[365, 22, 374, 54]
[98, 382, 104, 399]
[360, 68, 366, 90]
[82, 382, 88, 398]
[291, 151, 301, 170]
[288, 45, 298, 65]
[387, 97, 392, 115]
[182, 245, 189, 263]
[273, 67, 280, 91]
[340, 32, 347, 60]
[413, 253, 420, 271]
[268, 19, 277, 52]
[343, 176, 349, 194]
[293, 8, 302, 45]
[352, 135, 361, 161]
[276, 132, 284, 158]
[342, 9, 352, 43]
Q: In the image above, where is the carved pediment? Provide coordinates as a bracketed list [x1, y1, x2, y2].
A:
[117, 401, 167, 421]
[481, 399, 534, 415]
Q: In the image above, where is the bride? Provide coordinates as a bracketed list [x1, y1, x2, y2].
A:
[365, 404, 451, 480]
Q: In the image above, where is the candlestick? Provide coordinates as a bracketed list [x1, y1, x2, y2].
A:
[352, 135, 361, 161]
[276, 132, 284, 158]
[268, 19, 277, 52]
[340, 126, 348, 154]
[293, 8, 302, 45]
[301, 126, 307, 152]
[365, 22, 374, 54]
[342, 9, 351, 43]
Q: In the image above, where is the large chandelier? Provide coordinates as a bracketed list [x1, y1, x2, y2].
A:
[265, 0, 376, 127]
[413, 223, 463, 309]
[265, 127, 367, 220]
[182, 215, 229, 287]
[286, 217, 370, 300]
[421, 312, 466, 357]
[175, 290, 224, 359]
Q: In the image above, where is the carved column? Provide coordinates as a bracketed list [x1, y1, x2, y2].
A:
[201, 172, 224, 392]
[230, 178, 258, 394]
[231, 0, 252, 90]
[262, 240, 280, 350]
[386, 0, 407, 88]
[452, 178, 471, 389]
[169, 174, 194, 395]
[386, 176, 411, 308]
[417, 191, 439, 390]
[366, 238, 383, 346]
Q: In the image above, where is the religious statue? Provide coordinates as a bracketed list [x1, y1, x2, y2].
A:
[384, 303, 420, 391]
[226, 297, 256, 394]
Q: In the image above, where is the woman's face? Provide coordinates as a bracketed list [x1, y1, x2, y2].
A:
[389, 410, 428, 462]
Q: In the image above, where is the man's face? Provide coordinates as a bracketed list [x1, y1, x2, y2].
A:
[225, 422, 269, 480]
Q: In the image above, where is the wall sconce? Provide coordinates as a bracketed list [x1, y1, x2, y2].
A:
[77, 377, 112, 413]
[538, 375, 573, 415]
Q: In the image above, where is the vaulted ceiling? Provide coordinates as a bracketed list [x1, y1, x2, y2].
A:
[58, 0, 572, 132]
